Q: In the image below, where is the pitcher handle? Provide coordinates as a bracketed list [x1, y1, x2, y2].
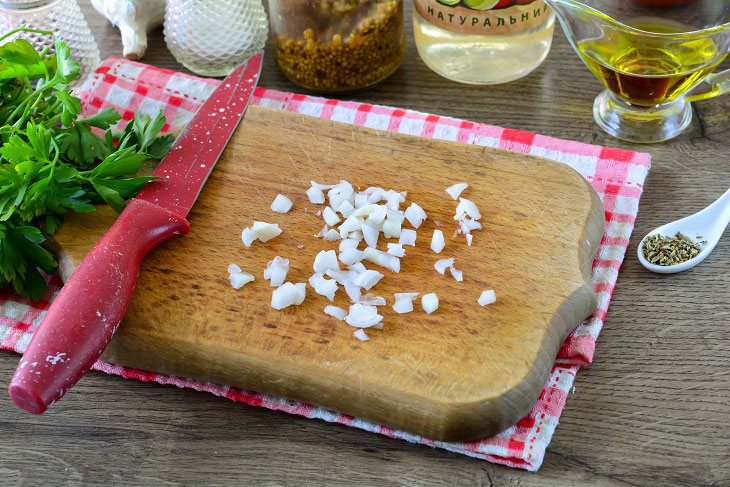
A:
[686, 68, 730, 103]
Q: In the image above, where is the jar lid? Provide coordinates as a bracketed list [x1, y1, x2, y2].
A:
[0, 0, 55, 9]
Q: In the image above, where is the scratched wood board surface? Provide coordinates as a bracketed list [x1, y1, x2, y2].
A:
[48, 104, 604, 442]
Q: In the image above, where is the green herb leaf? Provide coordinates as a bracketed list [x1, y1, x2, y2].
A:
[85, 147, 149, 179]
[77, 107, 121, 130]
[57, 123, 110, 166]
[56, 89, 80, 127]
[45, 212, 62, 234]
[0, 133, 34, 163]
[0, 28, 174, 298]
[0, 38, 47, 80]
[52, 38, 78, 84]
[116, 109, 171, 155]
[147, 133, 175, 160]
[89, 181, 127, 212]
[0, 219, 57, 300]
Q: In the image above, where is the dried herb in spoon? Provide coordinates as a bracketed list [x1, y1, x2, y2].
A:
[642, 232, 706, 266]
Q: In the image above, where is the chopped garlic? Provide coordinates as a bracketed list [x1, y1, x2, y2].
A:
[326, 268, 356, 285]
[339, 215, 362, 235]
[358, 294, 386, 306]
[404, 203, 427, 229]
[399, 229, 416, 246]
[339, 238, 360, 253]
[353, 204, 381, 218]
[324, 229, 341, 241]
[344, 281, 362, 301]
[271, 282, 306, 309]
[227, 263, 252, 288]
[434, 258, 454, 274]
[466, 234, 473, 246]
[386, 243, 405, 257]
[348, 230, 363, 242]
[421, 293, 438, 314]
[455, 197, 481, 220]
[348, 262, 367, 274]
[384, 190, 405, 210]
[353, 329, 369, 341]
[449, 265, 463, 282]
[431, 229, 445, 253]
[365, 187, 384, 203]
[313, 250, 339, 274]
[314, 224, 329, 238]
[478, 290, 496, 306]
[327, 181, 353, 210]
[263, 256, 289, 287]
[382, 211, 403, 239]
[392, 293, 419, 313]
[363, 247, 400, 273]
[368, 205, 387, 225]
[306, 185, 325, 204]
[252, 222, 282, 242]
[352, 269, 384, 290]
[229, 272, 254, 289]
[337, 200, 356, 218]
[241, 227, 256, 247]
[460, 217, 482, 231]
[353, 193, 369, 208]
[324, 305, 347, 320]
[271, 194, 293, 213]
[445, 183, 468, 200]
[344, 303, 383, 328]
[361, 223, 380, 249]
[322, 206, 341, 226]
[339, 248, 365, 265]
[311, 181, 337, 190]
[309, 273, 338, 301]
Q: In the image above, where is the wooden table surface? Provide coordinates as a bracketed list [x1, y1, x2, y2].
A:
[1, 2, 729, 485]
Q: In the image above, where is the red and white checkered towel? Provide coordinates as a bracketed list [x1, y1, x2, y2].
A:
[0, 58, 651, 471]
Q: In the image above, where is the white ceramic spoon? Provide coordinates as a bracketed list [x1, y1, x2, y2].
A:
[638, 188, 730, 274]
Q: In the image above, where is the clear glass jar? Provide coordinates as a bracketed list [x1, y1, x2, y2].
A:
[164, 0, 268, 77]
[0, 0, 100, 86]
[412, 0, 555, 85]
[268, 0, 406, 93]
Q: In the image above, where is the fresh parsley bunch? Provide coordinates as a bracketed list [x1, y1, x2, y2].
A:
[0, 27, 175, 299]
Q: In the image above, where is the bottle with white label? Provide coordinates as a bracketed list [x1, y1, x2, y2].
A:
[412, 0, 555, 84]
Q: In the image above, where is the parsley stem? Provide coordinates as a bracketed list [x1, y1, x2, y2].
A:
[0, 25, 52, 43]
[43, 113, 61, 129]
[39, 98, 62, 120]
[49, 136, 60, 165]
[5, 81, 51, 124]
[12, 83, 54, 128]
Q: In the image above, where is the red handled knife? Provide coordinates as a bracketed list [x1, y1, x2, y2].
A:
[9, 53, 264, 413]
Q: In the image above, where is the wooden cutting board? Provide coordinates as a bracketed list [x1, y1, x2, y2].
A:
[48, 105, 603, 442]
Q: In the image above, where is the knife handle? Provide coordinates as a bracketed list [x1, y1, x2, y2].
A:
[8, 199, 190, 413]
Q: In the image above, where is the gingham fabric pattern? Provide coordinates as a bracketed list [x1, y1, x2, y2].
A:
[0, 58, 651, 471]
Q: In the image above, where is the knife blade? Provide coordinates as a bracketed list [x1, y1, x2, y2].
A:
[8, 53, 264, 414]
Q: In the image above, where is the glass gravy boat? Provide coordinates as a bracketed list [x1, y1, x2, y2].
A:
[545, 0, 730, 143]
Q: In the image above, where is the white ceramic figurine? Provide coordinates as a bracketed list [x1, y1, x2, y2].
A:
[90, 0, 166, 60]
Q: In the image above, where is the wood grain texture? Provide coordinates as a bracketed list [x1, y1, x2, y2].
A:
[48, 105, 603, 442]
[0, 1, 728, 485]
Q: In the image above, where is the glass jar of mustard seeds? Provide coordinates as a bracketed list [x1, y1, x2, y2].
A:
[267, 0, 405, 92]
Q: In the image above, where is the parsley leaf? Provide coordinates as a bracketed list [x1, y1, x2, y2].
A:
[0, 38, 47, 80]
[0, 27, 174, 298]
